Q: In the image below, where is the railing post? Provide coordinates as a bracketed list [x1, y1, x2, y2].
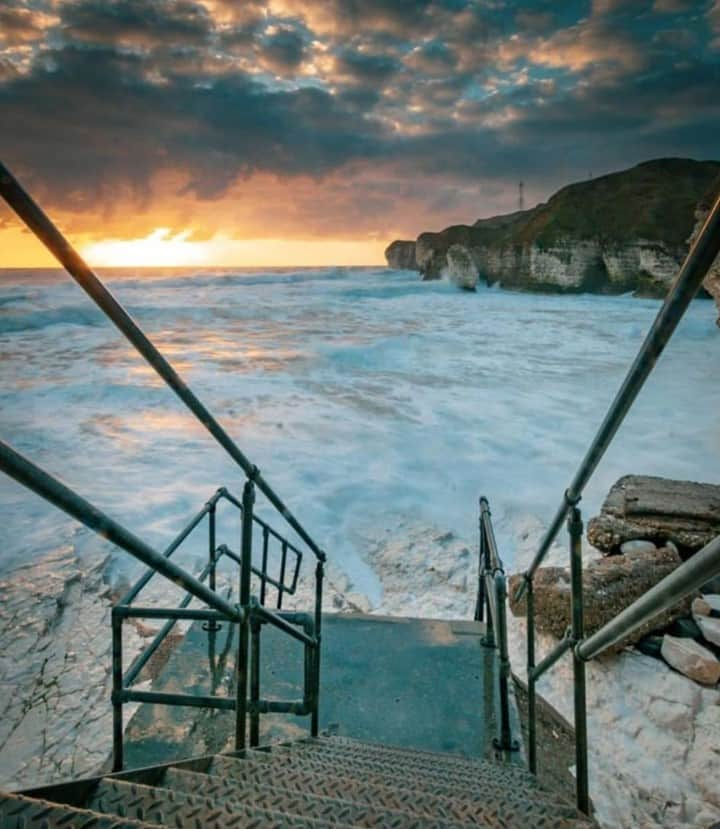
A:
[260, 527, 269, 606]
[235, 479, 254, 750]
[250, 610, 261, 747]
[569, 506, 590, 815]
[203, 500, 221, 632]
[311, 558, 324, 737]
[493, 573, 517, 752]
[526, 577, 537, 774]
[475, 500, 485, 622]
[111, 609, 124, 772]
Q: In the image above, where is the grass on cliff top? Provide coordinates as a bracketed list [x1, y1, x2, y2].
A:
[514, 158, 720, 249]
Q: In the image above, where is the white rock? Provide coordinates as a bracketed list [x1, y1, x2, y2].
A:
[445, 245, 479, 291]
[661, 635, 720, 685]
[693, 614, 720, 648]
[692, 595, 720, 617]
[620, 539, 658, 555]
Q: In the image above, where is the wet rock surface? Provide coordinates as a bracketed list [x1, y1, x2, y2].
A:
[0, 543, 147, 790]
[508, 543, 692, 652]
[445, 244, 479, 291]
[586, 475, 720, 555]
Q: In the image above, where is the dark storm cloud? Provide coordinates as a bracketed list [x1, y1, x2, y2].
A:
[334, 48, 401, 84]
[58, 0, 212, 49]
[257, 25, 307, 72]
[0, 0, 718, 222]
[0, 43, 386, 205]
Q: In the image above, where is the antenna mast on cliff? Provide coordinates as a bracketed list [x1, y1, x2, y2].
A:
[518, 181, 525, 211]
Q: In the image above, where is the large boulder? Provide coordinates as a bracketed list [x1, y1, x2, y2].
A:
[508, 544, 692, 652]
[587, 475, 720, 556]
[445, 244, 478, 291]
[384, 240, 418, 271]
[661, 635, 720, 685]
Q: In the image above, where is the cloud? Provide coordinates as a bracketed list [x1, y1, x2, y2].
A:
[0, 0, 717, 246]
[0, 6, 56, 46]
[257, 23, 307, 72]
[58, 0, 213, 49]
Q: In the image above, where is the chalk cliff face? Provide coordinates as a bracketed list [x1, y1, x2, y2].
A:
[389, 158, 720, 298]
[384, 240, 418, 271]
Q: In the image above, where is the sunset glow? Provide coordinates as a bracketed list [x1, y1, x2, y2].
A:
[1, 0, 718, 267]
[81, 231, 386, 268]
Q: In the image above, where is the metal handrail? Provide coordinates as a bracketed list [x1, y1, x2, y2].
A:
[516, 192, 720, 601]
[578, 532, 720, 661]
[0, 160, 325, 563]
[476, 497, 517, 752]
[515, 187, 720, 817]
[0, 439, 241, 621]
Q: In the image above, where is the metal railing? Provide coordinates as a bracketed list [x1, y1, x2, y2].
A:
[474, 497, 518, 752]
[514, 191, 720, 814]
[111, 483, 318, 769]
[0, 159, 326, 767]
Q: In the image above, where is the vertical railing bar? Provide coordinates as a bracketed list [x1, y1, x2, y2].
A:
[111, 611, 123, 772]
[204, 502, 222, 632]
[235, 480, 254, 750]
[311, 560, 324, 737]
[277, 541, 288, 610]
[475, 500, 485, 622]
[260, 527, 269, 606]
[492, 572, 516, 752]
[527, 578, 537, 775]
[569, 506, 590, 815]
[250, 613, 261, 747]
[290, 550, 302, 594]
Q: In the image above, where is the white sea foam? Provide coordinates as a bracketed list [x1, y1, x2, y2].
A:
[1, 267, 719, 599]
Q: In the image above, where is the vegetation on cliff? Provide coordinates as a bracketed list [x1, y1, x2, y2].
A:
[392, 158, 720, 298]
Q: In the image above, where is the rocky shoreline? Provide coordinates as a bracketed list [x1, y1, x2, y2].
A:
[2, 483, 719, 828]
[385, 158, 720, 320]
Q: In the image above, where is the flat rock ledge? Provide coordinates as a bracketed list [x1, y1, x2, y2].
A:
[587, 475, 720, 555]
[508, 543, 692, 652]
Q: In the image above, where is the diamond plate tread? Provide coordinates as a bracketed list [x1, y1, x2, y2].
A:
[282, 737, 538, 781]
[282, 738, 575, 806]
[209, 755, 596, 828]
[87, 778, 356, 829]
[0, 791, 163, 829]
[161, 767, 474, 829]
[245, 743, 539, 795]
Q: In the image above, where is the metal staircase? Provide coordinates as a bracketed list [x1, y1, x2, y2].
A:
[3, 160, 720, 828]
[2, 736, 596, 828]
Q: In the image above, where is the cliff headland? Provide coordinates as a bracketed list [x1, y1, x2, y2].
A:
[386, 158, 720, 313]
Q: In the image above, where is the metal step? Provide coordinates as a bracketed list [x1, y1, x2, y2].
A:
[0, 791, 162, 829]
[280, 736, 534, 779]
[161, 766, 474, 829]
[86, 777, 356, 829]
[279, 737, 576, 804]
[209, 753, 595, 828]
[235, 742, 540, 796]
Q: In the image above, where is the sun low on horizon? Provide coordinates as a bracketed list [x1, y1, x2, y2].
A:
[1, 0, 719, 268]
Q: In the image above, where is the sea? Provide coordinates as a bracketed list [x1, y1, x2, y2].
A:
[1, 266, 719, 600]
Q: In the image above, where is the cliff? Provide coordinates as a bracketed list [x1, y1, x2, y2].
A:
[384, 239, 418, 271]
[388, 158, 720, 299]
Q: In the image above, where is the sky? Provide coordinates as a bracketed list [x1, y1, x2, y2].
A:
[0, 0, 719, 267]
